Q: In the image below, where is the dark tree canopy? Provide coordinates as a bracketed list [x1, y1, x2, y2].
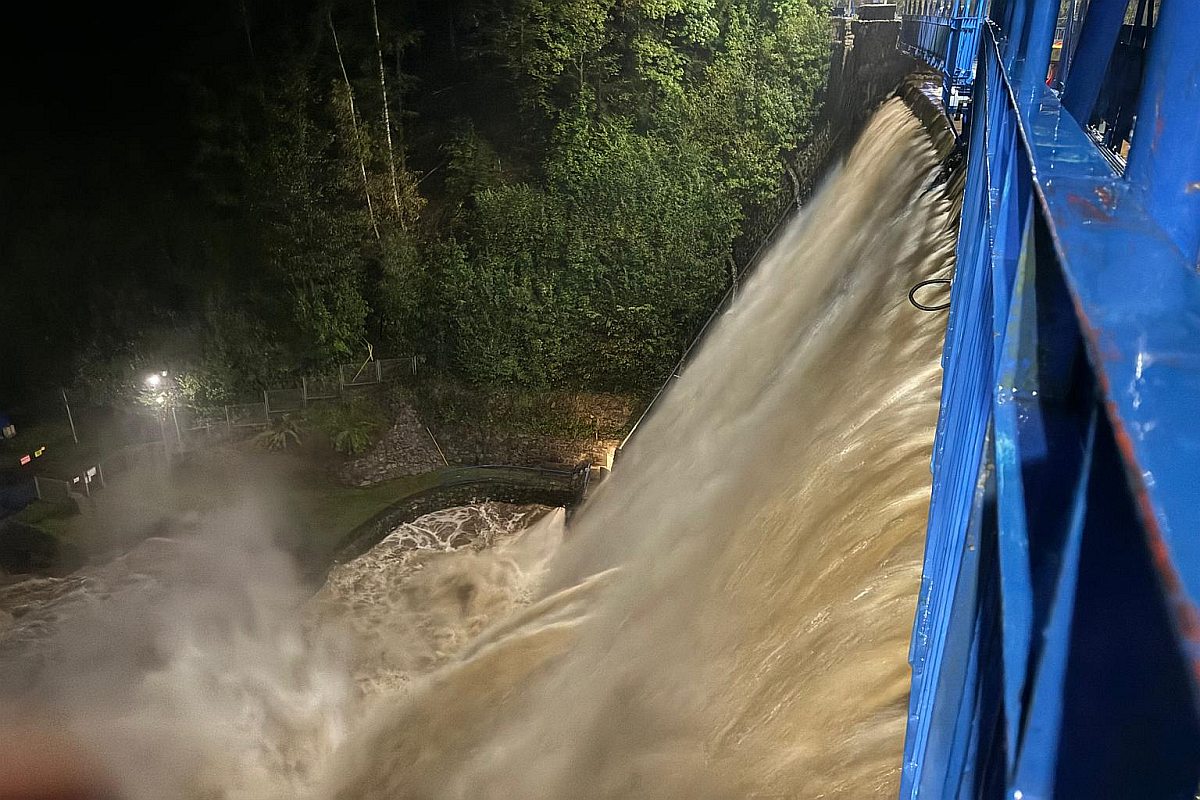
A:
[3, 0, 828, 406]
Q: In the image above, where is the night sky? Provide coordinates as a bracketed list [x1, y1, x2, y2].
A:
[2, 3, 253, 401]
[0, 1, 478, 403]
[9, 3, 236, 163]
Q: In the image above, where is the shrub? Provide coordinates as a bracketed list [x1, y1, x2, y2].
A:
[255, 414, 303, 451]
[308, 397, 386, 456]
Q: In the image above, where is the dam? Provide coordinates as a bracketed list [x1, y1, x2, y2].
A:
[0, 1, 1197, 798]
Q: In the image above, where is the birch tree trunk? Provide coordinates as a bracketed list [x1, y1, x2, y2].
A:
[370, 0, 403, 215]
[330, 12, 381, 240]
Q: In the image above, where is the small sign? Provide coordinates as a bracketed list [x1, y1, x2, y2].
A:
[18, 454, 31, 466]
[86, 467, 97, 479]
[34, 446, 46, 458]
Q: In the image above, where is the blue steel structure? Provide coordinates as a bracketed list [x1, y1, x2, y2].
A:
[897, 1, 1200, 798]
[898, 0, 987, 99]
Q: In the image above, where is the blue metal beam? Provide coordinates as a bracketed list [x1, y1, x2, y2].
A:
[897, 1, 1200, 796]
[1126, 0, 1200, 268]
[1060, 0, 1128, 122]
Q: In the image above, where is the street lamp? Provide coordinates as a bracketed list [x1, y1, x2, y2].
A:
[144, 371, 181, 447]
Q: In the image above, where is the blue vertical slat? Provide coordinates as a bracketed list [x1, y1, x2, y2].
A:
[993, 208, 1036, 774]
[1004, 0, 1030, 69]
[900, 50, 999, 797]
[1018, 0, 1061, 104]
[1126, 0, 1200, 267]
[1060, 0, 1128, 122]
[1010, 408, 1096, 798]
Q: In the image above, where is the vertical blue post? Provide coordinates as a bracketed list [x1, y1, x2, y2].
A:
[1017, 0, 1060, 101]
[1005, 0, 1030, 68]
[1060, 0, 1127, 123]
[991, 0, 1012, 29]
[1126, 0, 1200, 267]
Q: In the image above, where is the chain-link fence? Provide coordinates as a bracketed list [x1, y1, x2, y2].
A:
[205, 357, 420, 431]
[302, 376, 340, 401]
[227, 402, 269, 428]
[28, 440, 167, 503]
[264, 387, 304, 413]
[33, 475, 73, 502]
[379, 357, 419, 381]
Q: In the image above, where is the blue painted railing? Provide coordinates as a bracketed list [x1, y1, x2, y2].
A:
[900, 0, 1200, 797]
[898, 0, 987, 97]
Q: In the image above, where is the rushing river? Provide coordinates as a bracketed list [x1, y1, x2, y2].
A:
[0, 99, 958, 798]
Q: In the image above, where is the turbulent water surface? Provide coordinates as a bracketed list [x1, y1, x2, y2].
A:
[0, 101, 958, 799]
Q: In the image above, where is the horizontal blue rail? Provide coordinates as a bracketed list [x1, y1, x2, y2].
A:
[901, 0, 1200, 797]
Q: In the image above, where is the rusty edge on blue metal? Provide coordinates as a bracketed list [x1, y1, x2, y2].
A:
[983, 23, 1200, 683]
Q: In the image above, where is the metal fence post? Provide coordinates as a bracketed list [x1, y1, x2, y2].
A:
[302, 377, 309, 407]
[375, 359, 383, 383]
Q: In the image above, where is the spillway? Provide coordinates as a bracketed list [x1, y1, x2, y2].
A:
[0, 100, 961, 798]
[312, 99, 960, 799]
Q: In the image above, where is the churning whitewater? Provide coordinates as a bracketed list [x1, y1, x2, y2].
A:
[0, 100, 960, 798]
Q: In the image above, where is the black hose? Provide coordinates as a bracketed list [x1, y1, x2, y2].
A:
[908, 278, 952, 312]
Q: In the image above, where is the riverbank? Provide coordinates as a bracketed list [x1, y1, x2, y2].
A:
[0, 443, 585, 581]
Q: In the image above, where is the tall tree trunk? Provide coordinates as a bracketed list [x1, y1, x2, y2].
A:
[239, 0, 264, 101]
[239, 0, 257, 64]
[370, 0, 403, 215]
[330, 12, 381, 240]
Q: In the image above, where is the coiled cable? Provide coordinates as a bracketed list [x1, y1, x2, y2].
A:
[908, 278, 952, 312]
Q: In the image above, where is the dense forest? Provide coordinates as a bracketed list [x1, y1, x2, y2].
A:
[3, 0, 829, 408]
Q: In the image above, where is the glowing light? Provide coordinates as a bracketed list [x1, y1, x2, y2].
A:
[145, 374, 162, 387]
[34, 446, 45, 457]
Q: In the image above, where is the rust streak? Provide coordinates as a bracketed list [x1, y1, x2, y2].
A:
[1072, 290, 1200, 676]
[1067, 193, 1113, 223]
[1107, 400, 1200, 681]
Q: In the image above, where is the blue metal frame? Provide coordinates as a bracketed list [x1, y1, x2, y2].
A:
[898, 0, 987, 99]
[900, 0, 1200, 797]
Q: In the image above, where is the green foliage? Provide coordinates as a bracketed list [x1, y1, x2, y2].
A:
[497, 0, 618, 111]
[447, 111, 739, 387]
[309, 397, 387, 456]
[255, 414, 304, 451]
[249, 74, 373, 362]
[439, 0, 827, 389]
[442, 126, 509, 212]
[413, 377, 632, 440]
[14, 0, 829, 407]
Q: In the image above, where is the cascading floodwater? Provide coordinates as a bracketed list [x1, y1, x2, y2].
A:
[0, 100, 960, 799]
